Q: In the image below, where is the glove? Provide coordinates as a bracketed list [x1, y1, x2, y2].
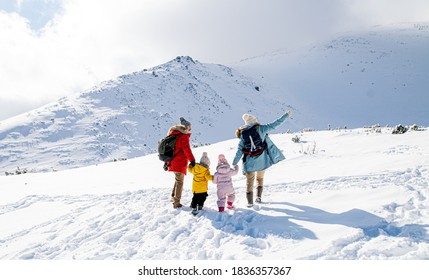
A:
[163, 162, 169, 171]
[189, 160, 196, 167]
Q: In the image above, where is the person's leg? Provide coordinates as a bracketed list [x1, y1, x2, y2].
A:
[172, 172, 184, 208]
[246, 172, 255, 206]
[255, 170, 266, 202]
[190, 193, 198, 209]
[191, 194, 199, 215]
[217, 188, 226, 211]
[198, 193, 208, 210]
[227, 191, 236, 209]
[170, 176, 176, 201]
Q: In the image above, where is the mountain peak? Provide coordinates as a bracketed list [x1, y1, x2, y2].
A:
[155, 55, 198, 69]
[0, 57, 290, 174]
[174, 55, 196, 64]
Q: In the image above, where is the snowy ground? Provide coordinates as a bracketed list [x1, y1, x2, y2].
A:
[0, 127, 428, 260]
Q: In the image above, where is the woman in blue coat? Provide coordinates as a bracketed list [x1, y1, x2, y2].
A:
[232, 111, 291, 207]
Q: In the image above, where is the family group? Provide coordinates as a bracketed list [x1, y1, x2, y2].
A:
[162, 111, 291, 215]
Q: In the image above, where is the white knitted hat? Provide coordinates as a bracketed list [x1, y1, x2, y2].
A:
[242, 113, 258, 125]
[200, 152, 210, 167]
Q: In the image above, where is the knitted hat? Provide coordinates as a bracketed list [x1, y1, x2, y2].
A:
[218, 154, 228, 164]
[200, 152, 210, 167]
[242, 113, 258, 125]
[180, 117, 191, 128]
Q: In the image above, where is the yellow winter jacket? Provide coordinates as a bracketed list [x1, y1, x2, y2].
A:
[188, 163, 213, 193]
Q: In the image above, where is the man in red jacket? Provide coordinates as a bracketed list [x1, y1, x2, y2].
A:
[167, 117, 196, 208]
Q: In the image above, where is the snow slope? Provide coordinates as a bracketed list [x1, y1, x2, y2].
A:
[0, 56, 291, 174]
[1, 126, 428, 260]
[236, 22, 429, 130]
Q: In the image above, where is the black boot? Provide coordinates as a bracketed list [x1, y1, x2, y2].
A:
[256, 186, 263, 203]
[246, 192, 253, 207]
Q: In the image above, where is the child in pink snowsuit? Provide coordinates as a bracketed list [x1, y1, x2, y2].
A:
[213, 154, 239, 212]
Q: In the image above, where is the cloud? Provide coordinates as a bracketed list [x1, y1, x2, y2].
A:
[349, 0, 429, 24]
[1, 0, 429, 121]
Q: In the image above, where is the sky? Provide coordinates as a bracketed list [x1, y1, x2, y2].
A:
[1, 0, 429, 121]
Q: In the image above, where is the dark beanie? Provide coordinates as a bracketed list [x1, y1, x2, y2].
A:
[180, 117, 191, 127]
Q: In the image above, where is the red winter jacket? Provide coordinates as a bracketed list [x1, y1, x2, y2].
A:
[167, 125, 195, 174]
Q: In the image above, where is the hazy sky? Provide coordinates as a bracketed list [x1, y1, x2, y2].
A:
[1, 0, 429, 120]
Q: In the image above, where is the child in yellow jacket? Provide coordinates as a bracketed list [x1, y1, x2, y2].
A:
[188, 152, 213, 215]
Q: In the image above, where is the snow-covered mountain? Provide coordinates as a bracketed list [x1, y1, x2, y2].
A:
[236, 22, 429, 129]
[1, 22, 428, 175]
[0, 56, 291, 174]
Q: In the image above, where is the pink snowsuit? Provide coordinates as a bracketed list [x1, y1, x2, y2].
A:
[213, 163, 239, 208]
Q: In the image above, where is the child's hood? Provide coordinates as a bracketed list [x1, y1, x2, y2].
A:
[193, 163, 210, 173]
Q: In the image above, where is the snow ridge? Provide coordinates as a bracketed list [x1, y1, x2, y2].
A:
[0, 56, 290, 174]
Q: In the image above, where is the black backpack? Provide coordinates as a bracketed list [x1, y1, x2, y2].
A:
[158, 134, 178, 162]
[241, 125, 266, 157]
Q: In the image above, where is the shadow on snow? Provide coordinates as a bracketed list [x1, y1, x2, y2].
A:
[202, 201, 428, 241]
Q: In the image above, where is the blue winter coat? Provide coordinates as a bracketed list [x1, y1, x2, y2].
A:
[232, 112, 289, 172]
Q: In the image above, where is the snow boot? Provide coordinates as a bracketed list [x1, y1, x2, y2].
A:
[256, 186, 263, 203]
[227, 201, 235, 210]
[218, 207, 225, 212]
[191, 208, 199, 215]
[173, 202, 183, 209]
[246, 192, 253, 207]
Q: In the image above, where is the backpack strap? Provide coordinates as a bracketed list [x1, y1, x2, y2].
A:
[249, 135, 257, 152]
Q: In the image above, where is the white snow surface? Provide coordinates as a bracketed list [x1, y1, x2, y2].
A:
[1, 127, 428, 260]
